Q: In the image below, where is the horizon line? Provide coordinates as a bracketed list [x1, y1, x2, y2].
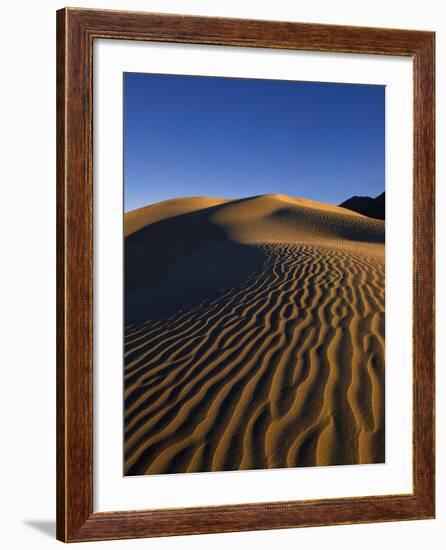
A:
[124, 190, 385, 214]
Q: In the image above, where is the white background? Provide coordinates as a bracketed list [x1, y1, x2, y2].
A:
[0, 0, 444, 548]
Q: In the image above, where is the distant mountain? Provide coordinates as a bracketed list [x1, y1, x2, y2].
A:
[339, 192, 385, 220]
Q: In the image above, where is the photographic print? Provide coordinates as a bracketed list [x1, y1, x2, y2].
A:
[57, 10, 435, 540]
[123, 73, 385, 476]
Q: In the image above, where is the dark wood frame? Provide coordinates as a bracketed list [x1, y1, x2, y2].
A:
[57, 7, 435, 543]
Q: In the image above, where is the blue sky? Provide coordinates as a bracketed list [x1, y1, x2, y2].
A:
[124, 73, 384, 212]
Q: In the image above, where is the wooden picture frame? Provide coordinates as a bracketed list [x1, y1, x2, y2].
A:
[56, 7, 435, 542]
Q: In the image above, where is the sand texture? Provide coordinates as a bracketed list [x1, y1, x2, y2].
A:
[124, 194, 385, 475]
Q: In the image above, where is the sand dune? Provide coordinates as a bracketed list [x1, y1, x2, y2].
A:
[124, 196, 230, 237]
[124, 194, 385, 475]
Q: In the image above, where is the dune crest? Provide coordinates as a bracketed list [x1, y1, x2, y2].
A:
[210, 194, 384, 248]
[125, 196, 230, 237]
[124, 194, 385, 475]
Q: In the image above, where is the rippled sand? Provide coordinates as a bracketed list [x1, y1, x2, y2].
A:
[124, 195, 385, 475]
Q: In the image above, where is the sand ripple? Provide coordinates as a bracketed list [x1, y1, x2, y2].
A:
[124, 194, 385, 476]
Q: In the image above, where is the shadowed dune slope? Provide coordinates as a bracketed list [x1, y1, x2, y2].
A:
[339, 192, 385, 220]
[211, 194, 384, 246]
[124, 194, 385, 475]
[125, 196, 230, 237]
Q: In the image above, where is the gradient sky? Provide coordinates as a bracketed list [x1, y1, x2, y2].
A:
[124, 73, 384, 212]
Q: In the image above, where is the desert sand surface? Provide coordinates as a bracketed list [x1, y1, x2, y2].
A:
[124, 194, 385, 475]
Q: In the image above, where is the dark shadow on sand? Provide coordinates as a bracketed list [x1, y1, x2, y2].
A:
[125, 199, 268, 325]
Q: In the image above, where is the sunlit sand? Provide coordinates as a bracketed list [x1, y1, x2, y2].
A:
[124, 194, 385, 475]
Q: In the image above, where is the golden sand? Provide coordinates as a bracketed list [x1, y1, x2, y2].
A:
[124, 195, 385, 475]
